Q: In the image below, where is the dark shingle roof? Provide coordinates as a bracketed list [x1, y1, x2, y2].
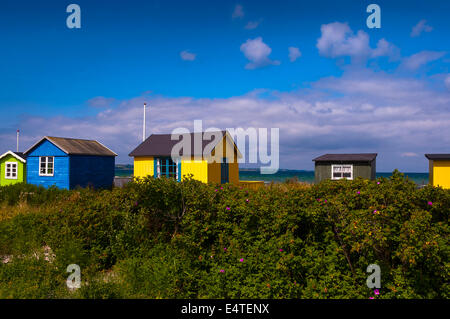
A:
[13, 152, 26, 161]
[129, 131, 227, 157]
[25, 136, 117, 156]
[313, 153, 377, 162]
[425, 154, 450, 160]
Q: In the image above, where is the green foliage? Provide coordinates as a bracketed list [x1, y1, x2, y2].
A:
[0, 257, 67, 298]
[0, 183, 70, 206]
[0, 172, 448, 299]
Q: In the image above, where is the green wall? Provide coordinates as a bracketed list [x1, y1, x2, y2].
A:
[0, 154, 26, 186]
[314, 160, 375, 183]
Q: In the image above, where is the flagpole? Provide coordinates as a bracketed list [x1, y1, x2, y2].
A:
[143, 103, 146, 142]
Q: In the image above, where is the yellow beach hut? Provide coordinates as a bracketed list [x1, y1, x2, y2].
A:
[129, 131, 242, 184]
[425, 154, 450, 189]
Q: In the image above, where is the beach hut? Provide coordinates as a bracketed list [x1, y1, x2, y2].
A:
[24, 136, 117, 189]
[129, 131, 242, 184]
[312, 153, 377, 183]
[0, 151, 27, 186]
[425, 154, 450, 189]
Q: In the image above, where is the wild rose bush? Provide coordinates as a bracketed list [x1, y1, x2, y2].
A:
[0, 170, 448, 298]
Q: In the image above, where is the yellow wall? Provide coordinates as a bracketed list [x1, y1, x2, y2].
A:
[207, 162, 221, 184]
[207, 134, 240, 184]
[181, 157, 208, 183]
[206, 161, 239, 184]
[431, 160, 450, 189]
[229, 162, 239, 184]
[134, 157, 154, 178]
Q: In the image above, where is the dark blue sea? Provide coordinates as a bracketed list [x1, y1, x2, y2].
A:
[115, 165, 429, 186]
[239, 169, 429, 186]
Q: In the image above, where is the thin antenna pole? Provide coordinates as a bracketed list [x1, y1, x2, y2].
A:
[143, 103, 147, 141]
[16, 129, 19, 152]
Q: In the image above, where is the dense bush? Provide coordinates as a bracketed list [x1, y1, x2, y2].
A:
[0, 183, 70, 207]
[0, 170, 448, 299]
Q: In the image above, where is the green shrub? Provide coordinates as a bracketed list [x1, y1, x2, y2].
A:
[0, 172, 448, 298]
[0, 257, 67, 299]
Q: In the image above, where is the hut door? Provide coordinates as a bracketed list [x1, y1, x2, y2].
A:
[221, 158, 229, 184]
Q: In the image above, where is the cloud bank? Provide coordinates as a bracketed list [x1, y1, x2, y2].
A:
[3, 66, 449, 172]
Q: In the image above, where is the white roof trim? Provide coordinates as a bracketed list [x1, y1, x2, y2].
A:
[222, 131, 243, 159]
[95, 140, 118, 156]
[0, 151, 26, 163]
[24, 136, 68, 155]
[208, 131, 243, 159]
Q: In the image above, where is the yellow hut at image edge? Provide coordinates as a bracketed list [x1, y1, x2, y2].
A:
[425, 154, 450, 189]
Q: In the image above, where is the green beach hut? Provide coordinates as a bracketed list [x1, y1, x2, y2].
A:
[0, 151, 27, 186]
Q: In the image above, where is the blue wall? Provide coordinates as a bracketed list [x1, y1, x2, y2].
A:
[26, 140, 70, 189]
[69, 155, 115, 189]
[26, 139, 115, 190]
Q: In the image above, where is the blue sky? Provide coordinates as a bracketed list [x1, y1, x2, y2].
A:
[1, 0, 449, 171]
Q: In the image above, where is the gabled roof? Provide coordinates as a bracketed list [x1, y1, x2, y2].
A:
[425, 154, 450, 160]
[24, 136, 117, 156]
[313, 153, 377, 162]
[0, 151, 27, 163]
[129, 131, 242, 158]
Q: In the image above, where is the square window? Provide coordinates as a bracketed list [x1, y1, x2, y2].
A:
[5, 162, 18, 179]
[39, 157, 55, 176]
[156, 157, 178, 179]
[331, 165, 353, 180]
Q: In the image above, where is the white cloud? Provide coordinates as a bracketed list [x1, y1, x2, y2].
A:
[411, 19, 433, 37]
[288, 47, 301, 62]
[180, 50, 196, 61]
[244, 20, 261, 30]
[372, 38, 399, 59]
[232, 4, 244, 19]
[240, 37, 280, 69]
[445, 74, 450, 89]
[87, 96, 116, 108]
[401, 152, 419, 157]
[316, 22, 397, 61]
[400, 51, 446, 70]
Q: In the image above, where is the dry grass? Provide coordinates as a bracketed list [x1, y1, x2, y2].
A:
[266, 181, 312, 192]
[0, 202, 51, 222]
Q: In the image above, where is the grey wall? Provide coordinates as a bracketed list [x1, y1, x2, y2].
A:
[314, 161, 375, 183]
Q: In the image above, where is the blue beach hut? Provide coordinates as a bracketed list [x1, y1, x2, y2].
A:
[24, 136, 117, 189]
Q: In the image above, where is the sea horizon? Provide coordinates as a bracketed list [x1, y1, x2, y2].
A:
[115, 165, 429, 185]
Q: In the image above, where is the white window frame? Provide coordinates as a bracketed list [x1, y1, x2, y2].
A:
[39, 156, 55, 177]
[156, 158, 161, 178]
[155, 157, 180, 179]
[331, 164, 353, 180]
[5, 162, 18, 180]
